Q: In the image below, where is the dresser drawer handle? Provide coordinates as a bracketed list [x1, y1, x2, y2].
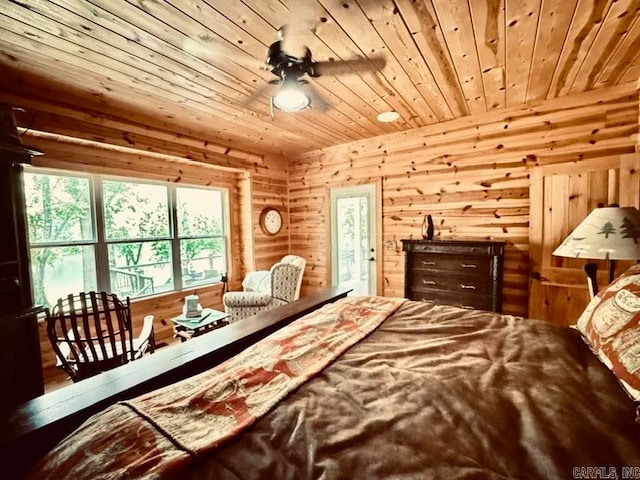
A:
[461, 263, 477, 269]
[460, 284, 476, 290]
[422, 279, 436, 286]
[460, 305, 475, 310]
[421, 261, 436, 266]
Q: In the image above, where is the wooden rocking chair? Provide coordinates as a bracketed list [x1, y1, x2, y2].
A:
[45, 291, 155, 382]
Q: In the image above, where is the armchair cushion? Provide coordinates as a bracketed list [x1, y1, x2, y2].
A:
[241, 270, 271, 294]
[132, 315, 155, 358]
[223, 291, 273, 308]
[280, 255, 306, 299]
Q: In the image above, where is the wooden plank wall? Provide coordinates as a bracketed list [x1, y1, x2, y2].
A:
[528, 155, 640, 326]
[1, 95, 290, 390]
[290, 82, 639, 318]
[237, 170, 289, 272]
[251, 172, 290, 271]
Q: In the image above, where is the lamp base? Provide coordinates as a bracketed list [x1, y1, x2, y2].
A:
[584, 263, 598, 299]
[583, 260, 618, 299]
[608, 259, 616, 284]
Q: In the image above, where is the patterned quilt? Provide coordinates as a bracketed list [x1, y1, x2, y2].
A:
[30, 296, 405, 479]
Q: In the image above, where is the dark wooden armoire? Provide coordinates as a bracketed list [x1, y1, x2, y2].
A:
[0, 105, 44, 409]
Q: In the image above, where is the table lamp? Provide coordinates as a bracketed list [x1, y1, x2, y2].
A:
[553, 206, 640, 298]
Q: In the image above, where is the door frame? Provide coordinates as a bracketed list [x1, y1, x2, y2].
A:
[327, 179, 382, 295]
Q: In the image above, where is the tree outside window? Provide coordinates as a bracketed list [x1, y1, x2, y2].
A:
[24, 170, 228, 308]
[176, 187, 226, 287]
[24, 172, 96, 307]
[103, 180, 173, 298]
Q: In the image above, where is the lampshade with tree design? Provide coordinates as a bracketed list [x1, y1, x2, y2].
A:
[553, 206, 640, 260]
[553, 206, 640, 297]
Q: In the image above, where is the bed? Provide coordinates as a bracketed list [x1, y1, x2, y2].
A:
[29, 277, 640, 479]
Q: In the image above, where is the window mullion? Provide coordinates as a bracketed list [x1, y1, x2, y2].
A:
[104, 236, 173, 245]
[222, 187, 230, 277]
[94, 177, 110, 292]
[170, 185, 182, 291]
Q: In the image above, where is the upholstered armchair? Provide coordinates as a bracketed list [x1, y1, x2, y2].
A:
[223, 255, 306, 323]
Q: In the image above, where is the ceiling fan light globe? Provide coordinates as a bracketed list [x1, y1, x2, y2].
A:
[273, 89, 310, 112]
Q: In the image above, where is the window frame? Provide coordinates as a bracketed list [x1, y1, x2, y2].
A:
[99, 177, 174, 296]
[23, 169, 100, 305]
[24, 168, 98, 249]
[173, 185, 229, 290]
[23, 167, 230, 305]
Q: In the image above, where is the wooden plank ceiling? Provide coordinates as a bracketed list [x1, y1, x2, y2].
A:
[1, 0, 639, 156]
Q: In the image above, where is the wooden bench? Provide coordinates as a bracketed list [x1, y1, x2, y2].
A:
[0, 287, 351, 477]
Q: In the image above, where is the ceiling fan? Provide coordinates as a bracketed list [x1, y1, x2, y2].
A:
[257, 25, 386, 114]
[183, 1, 386, 116]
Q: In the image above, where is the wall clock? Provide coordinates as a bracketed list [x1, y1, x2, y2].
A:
[259, 207, 283, 236]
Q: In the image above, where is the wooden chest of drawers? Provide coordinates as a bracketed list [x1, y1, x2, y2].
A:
[402, 239, 505, 313]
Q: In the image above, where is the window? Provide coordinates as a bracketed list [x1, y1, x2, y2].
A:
[23, 172, 98, 307]
[103, 180, 173, 298]
[24, 169, 229, 308]
[176, 187, 227, 288]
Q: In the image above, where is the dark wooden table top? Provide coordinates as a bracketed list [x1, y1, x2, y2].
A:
[0, 286, 351, 477]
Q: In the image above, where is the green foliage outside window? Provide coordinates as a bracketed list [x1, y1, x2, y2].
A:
[24, 173, 94, 307]
[24, 171, 227, 307]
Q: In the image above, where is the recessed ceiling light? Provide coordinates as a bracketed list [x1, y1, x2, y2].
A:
[377, 111, 400, 122]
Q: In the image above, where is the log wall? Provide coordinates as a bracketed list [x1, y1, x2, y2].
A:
[0, 93, 290, 390]
[4, 80, 639, 390]
[290, 82, 639, 319]
[251, 172, 290, 270]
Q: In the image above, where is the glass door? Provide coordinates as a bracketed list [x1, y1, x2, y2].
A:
[330, 184, 376, 296]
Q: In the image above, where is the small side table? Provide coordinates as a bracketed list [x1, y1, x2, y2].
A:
[171, 308, 229, 342]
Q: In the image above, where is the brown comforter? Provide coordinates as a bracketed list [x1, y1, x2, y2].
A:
[30, 296, 404, 479]
[183, 301, 640, 479]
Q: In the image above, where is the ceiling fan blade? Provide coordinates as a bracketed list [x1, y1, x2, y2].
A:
[240, 82, 275, 108]
[312, 56, 386, 76]
[281, 24, 312, 59]
[301, 81, 328, 113]
[182, 36, 265, 71]
[281, 0, 321, 58]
